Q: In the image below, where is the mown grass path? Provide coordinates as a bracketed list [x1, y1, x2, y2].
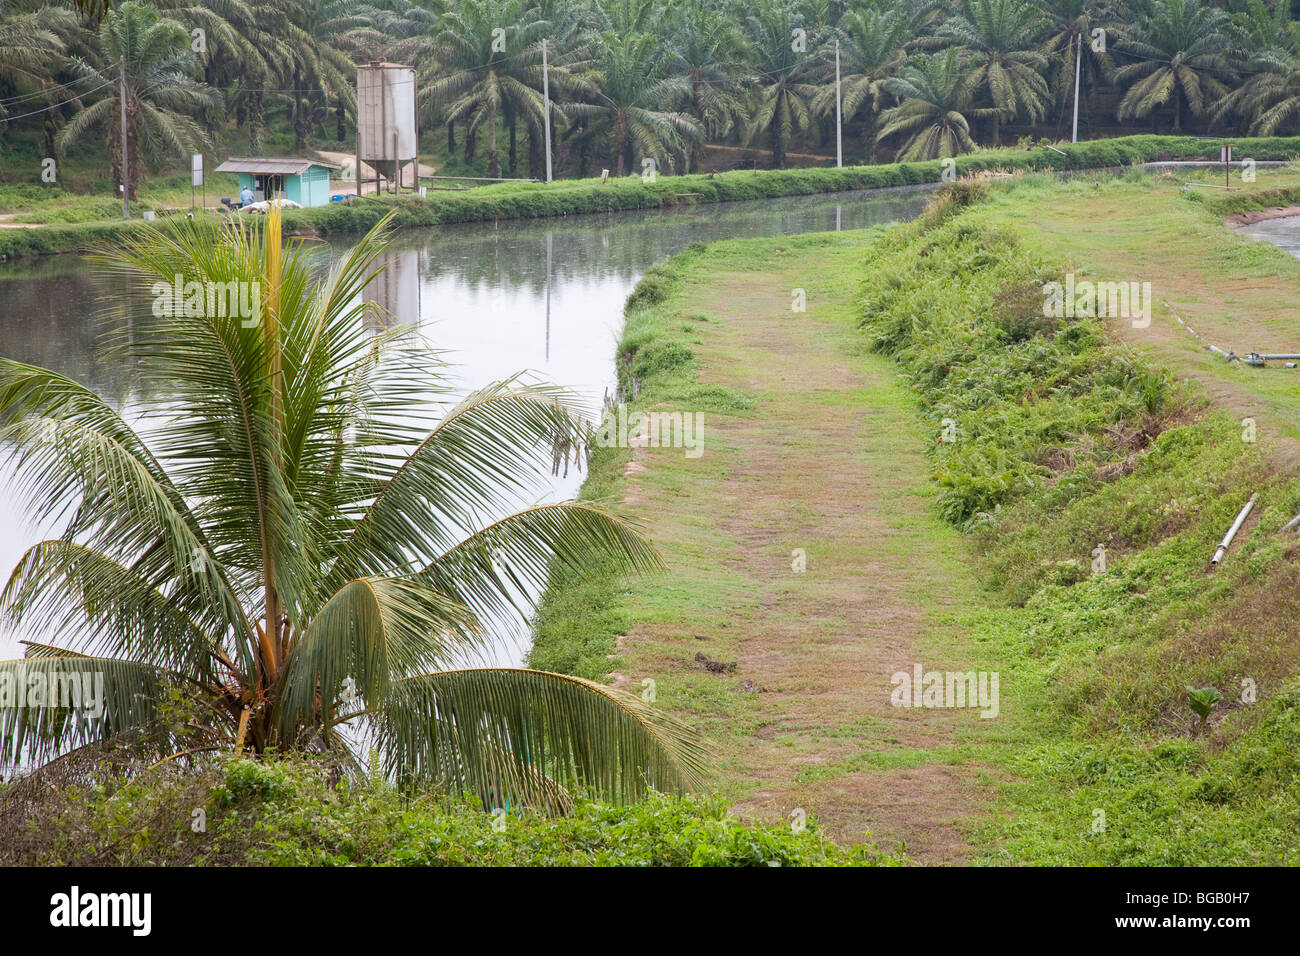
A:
[605, 233, 1012, 862]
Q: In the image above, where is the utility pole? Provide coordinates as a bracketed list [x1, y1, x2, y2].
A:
[119, 56, 130, 218]
[834, 38, 843, 168]
[542, 39, 553, 183]
[1071, 33, 1082, 144]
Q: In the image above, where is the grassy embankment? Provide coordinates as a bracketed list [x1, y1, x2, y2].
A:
[530, 171, 1300, 864]
[4, 134, 1300, 258]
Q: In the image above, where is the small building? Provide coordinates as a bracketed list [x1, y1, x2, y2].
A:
[214, 157, 340, 207]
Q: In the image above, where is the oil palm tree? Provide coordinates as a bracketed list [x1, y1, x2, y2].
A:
[939, 0, 1050, 145]
[1032, 0, 1113, 134]
[0, 209, 707, 810]
[877, 48, 999, 158]
[813, 4, 912, 162]
[152, 0, 286, 151]
[335, 0, 439, 64]
[318, 0, 438, 142]
[417, 0, 564, 179]
[54, 1, 217, 201]
[567, 31, 702, 177]
[744, 0, 821, 169]
[667, 0, 751, 171]
[0, 0, 76, 121]
[1111, 0, 1234, 131]
[1211, 0, 1300, 134]
[257, 0, 359, 151]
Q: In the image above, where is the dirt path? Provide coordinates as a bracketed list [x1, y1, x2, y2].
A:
[609, 235, 1004, 863]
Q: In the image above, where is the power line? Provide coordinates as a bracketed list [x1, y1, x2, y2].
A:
[0, 72, 113, 107]
[0, 77, 117, 124]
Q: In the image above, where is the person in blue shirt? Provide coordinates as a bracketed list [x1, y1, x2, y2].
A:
[239, 184, 255, 207]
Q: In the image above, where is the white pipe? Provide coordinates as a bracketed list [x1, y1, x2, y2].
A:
[1212, 494, 1257, 565]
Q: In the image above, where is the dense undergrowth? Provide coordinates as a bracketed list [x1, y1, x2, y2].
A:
[858, 181, 1300, 864]
[5, 134, 1300, 259]
[0, 756, 895, 866]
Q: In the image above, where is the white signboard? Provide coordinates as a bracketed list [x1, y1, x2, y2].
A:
[191, 153, 203, 187]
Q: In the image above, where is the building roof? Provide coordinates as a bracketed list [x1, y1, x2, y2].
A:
[215, 157, 341, 176]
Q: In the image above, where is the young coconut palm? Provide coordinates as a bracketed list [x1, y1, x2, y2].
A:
[0, 208, 707, 811]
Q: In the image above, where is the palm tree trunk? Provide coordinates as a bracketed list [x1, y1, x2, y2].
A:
[615, 113, 627, 177]
[250, 90, 264, 153]
[447, 120, 455, 153]
[336, 92, 346, 141]
[488, 107, 500, 179]
[690, 81, 706, 173]
[527, 122, 542, 177]
[293, 71, 306, 152]
[506, 106, 518, 176]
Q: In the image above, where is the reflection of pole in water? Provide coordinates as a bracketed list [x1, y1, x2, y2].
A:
[545, 230, 553, 362]
[836, 205, 842, 232]
[361, 248, 421, 327]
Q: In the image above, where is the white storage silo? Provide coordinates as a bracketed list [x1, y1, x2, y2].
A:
[356, 61, 419, 194]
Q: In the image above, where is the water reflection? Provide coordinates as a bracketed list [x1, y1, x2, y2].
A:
[0, 186, 929, 662]
[362, 247, 422, 328]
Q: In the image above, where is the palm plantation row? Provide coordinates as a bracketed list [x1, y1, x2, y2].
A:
[6, 0, 1300, 193]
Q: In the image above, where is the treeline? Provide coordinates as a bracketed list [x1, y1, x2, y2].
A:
[4, 0, 1300, 194]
